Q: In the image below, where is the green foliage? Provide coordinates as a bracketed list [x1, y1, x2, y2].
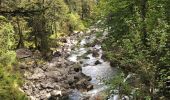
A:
[0, 66, 27, 100]
[45, 0, 69, 34]
[0, 0, 97, 99]
[99, 0, 170, 99]
[0, 16, 27, 100]
[0, 0, 96, 51]
[96, 32, 103, 38]
[107, 73, 132, 96]
[67, 12, 85, 31]
[0, 16, 16, 65]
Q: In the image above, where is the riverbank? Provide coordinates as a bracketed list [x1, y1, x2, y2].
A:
[17, 30, 93, 100]
[17, 26, 118, 100]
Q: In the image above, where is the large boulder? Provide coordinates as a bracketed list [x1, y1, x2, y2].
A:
[45, 71, 61, 79]
[16, 48, 32, 59]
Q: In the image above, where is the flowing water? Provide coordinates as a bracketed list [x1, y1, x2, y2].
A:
[67, 30, 118, 100]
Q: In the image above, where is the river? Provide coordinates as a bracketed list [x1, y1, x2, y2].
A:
[67, 29, 118, 100]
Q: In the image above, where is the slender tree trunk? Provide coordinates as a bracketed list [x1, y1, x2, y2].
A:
[39, 0, 49, 54]
[16, 17, 24, 48]
[34, 34, 38, 49]
[0, 0, 2, 7]
[141, 0, 148, 46]
[81, 0, 85, 20]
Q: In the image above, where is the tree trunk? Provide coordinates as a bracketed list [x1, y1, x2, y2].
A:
[140, 0, 148, 46]
[0, 0, 2, 7]
[16, 17, 24, 48]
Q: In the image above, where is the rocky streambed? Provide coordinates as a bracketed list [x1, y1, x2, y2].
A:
[18, 27, 117, 100]
[68, 29, 117, 100]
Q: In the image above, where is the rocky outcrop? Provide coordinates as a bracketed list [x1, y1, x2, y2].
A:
[20, 56, 92, 100]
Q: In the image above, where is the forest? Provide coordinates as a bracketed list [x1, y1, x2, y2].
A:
[0, 0, 169, 100]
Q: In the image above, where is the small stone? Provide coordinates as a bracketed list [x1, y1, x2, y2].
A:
[76, 78, 87, 89]
[110, 61, 116, 67]
[92, 50, 99, 57]
[60, 38, 67, 43]
[83, 64, 89, 67]
[101, 53, 107, 61]
[74, 75, 80, 81]
[79, 61, 83, 64]
[19, 63, 28, 69]
[29, 73, 45, 80]
[84, 56, 90, 59]
[45, 71, 61, 79]
[86, 76, 92, 81]
[23, 84, 29, 90]
[24, 89, 32, 96]
[76, 79, 86, 85]
[87, 85, 93, 91]
[94, 60, 102, 65]
[53, 51, 62, 57]
[51, 90, 62, 97]
[73, 64, 82, 72]
[46, 93, 51, 98]
[67, 78, 75, 86]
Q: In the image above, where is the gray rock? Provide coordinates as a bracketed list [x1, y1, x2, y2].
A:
[94, 60, 102, 65]
[87, 85, 93, 91]
[19, 62, 28, 69]
[74, 74, 80, 81]
[29, 73, 45, 80]
[16, 48, 32, 59]
[79, 61, 83, 64]
[73, 64, 82, 72]
[53, 51, 62, 57]
[76, 78, 88, 90]
[24, 89, 32, 96]
[23, 83, 29, 90]
[51, 90, 62, 97]
[40, 82, 56, 89]
[84, 56, 90, 59]
[67, 78, 75, 86]
[92, 50, 99, 57]
[85, 76, 92, 81]
[35, 84, 41, 90]
[45, 71, 61, 78]
[39, 90, 48, 100]
[83, 64, 89, 67]
[28, 68, 45, 80]
[101, 53, 107, 61]
[46, 93, 51, 99]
